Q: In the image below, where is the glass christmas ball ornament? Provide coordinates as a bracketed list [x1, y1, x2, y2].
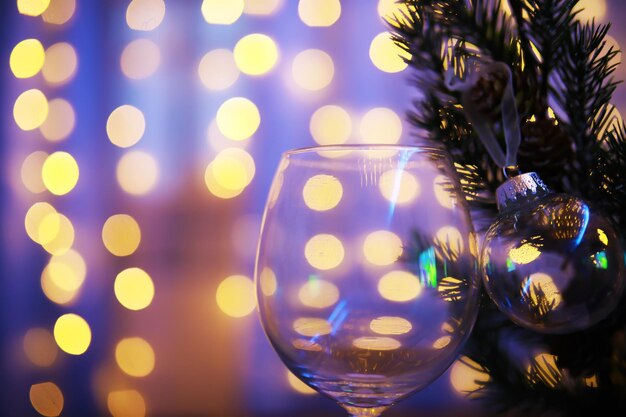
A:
[480, 172, 625, 334]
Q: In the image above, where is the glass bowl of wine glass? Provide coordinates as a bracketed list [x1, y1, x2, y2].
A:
[255, 145, 480, 417]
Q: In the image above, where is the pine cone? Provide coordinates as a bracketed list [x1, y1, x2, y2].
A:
[467, 65, 509, 119]
[518, 118, 575, 185]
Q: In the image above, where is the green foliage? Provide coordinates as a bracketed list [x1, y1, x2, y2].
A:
[393, 0, 626, 415]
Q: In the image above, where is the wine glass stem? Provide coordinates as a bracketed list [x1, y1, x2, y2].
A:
[343, 405, 388, 417]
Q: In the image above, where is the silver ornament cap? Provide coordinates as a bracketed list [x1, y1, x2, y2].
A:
[496, 172, 550, 211]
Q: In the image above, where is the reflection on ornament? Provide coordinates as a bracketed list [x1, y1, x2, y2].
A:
[481, 173, 625, 333]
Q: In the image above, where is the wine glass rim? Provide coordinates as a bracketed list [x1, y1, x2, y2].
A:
[282, 144, 446, 157]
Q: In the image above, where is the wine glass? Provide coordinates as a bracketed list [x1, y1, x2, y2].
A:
[255, 145, 480, 417]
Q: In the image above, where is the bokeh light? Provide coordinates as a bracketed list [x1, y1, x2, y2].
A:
[433, 175, 456, 209]
[46, 249, 87, 292]
[574, 0, 607, 22]
[10, 39, 45, 78]
[121, 39, 161, 80]
[302, 174, 343, 211]
[363, 230, 403, 266]
[29, 382, 63, 417]
[198, 49, 240, 90]
[40, 98, 76, 142]
[292, 49, 335, 91]
[201, 0, 244, 25]
[42, 42, 77, 85]
[292, 317, 332, 336]
[378, 270, 422, 302]
[115, 337, 156, 377]
[41, 264, 80, 305]
[42, 0, 76, 25]
[102, 214, 142, 257]
[377, 0, 410, 26]
[42, 151, 79, 195]
[259, 267, 277, 296]
[13, 89, 49, 131]
[53, 313, 92, 355]
[353, 336, 401, 351]
[523, 272, 562, 309]
[378, 168, 420, 204]
[24, 201, 57, 244]
[23, 328, 58, 367]
[41, 213, 74, 255]
[359, 107, 402, 144]
[114, 267, 155, 311]
[304, 234, 345, 270]
[17, 0, 50, 16]
[287, 370, 317, 395]
[126, 0, 166, 31]
[107, 390, 146, 417]
[233, 34, 279, 76]
[434, 226, 464, 261]
[298, 280, 339, 308]
[107, 105, 146, 148]
[216, 98, 260, 141]
[369, 32, 410, 73]
[309, 104, 352, 145]
[449, 356, 490, 395]
[244, 0, 283, 15]
[298, 0, 341, 27]
[206, 147, 256, 198]
[369, 316, 412, 335]
[116, 151, 159, 195]
[215, 274, 256, 318]
[21, 151, 48, 194]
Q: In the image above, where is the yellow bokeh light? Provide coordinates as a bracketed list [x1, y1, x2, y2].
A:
[309, 105, 352, 145]
[126, 0, 165, 31]
[259, 267, 277, 296]
[379, 168, 420, 204]
[42, 0, 76, 25]
[292, 49, 335, 91]
[41, 213, 74, 255]
[18, 0, 50, 16]
[54, 313, 91, 355]
[116, 151, 159, 195]
[198, 49, 240, 90]
[244, 0, 283, 15]
[363, 230, 403, 266]
[47, 249, 86, 292]
[201, 0, 244, 24]
[523, 272, 562, 309]
[438, 276, 463, 302]
[353, 336, 401, 351]
[304, 234, 345, 270]
[298, 0, 341, 27]
[292, 338, 322, 352]
[369, 316, 412, 335]
[359, 107, 403, 144]
[377, 0, 410, 26]
[115, 337, 155, 377]
[21, 151, 48, 194]
[40, 98, 75, 142]
[527, 352, 561, 387]
[102, 214, 141, 257]
[23, 328, 58, 367]
[298, 279, 339, 308]
[24, 202, 57, 244]
[287, 370, 317, 395]
[433, 175, 456, 209]
[233, 33, 279, 76]
[210, 148, 256, 192]
[108, 390, 146, 417]
[369, 32, 410, 73]
[378, 270, 422, 302]
[216, 97, 260, 141]
[107, 105, 145, 148]
[42, 42, 77, 85]
[450, 356, 490, 395]
[204, 164, 244, 199]
[37, 212, 61, 245]
[216, 274, 256, 318]
[293, 317, 332, 336]
[302, 174, 343, 211]
[121, 39, 160, 80]
[114, 267, 155, 311]
[14, 89, 49, 131]
[30, 382, 63, 417]
[574, 0, 607, 22]
[433, 335, 452, 349]
[10, 39, 45, 78]
[41, 266, 79, 305]
[42, 151, 79, 195]
[508, 242, 541, 265]
[434, 226, 464, 261]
